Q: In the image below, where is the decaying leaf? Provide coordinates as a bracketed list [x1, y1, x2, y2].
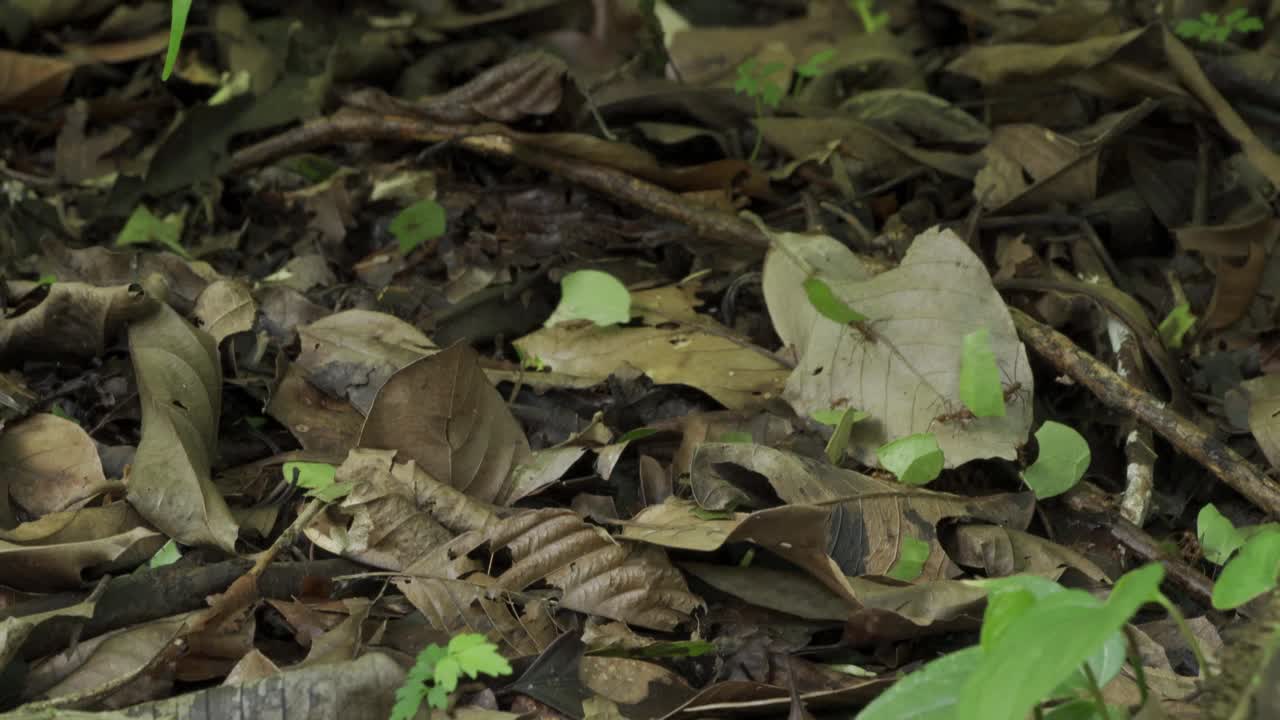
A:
[0, 281, 156, 365]
[0, 412, 115, 522]
[296, 310, 437, 416]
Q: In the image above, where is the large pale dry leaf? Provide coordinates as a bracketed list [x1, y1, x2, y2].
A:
[755, 116, 982, 180]
[1240, 374, 1280, 473]
[1175, 214, 1279, 331]
[946, 27, 1146, 85]
[763, 226, 1033, 467]
[947, 525, 1110, 582]
[359, 343, 530, 506]
[0, 413, 113, 523]
[841, 89, 991, 146]
[126, 286, 238, 551]
[266, 364, 365, 455]
[0, 281, 156, 365]
[193, 279, 256, 344]
[691, 443, 1033, 580]
[296, 309, 437, 415]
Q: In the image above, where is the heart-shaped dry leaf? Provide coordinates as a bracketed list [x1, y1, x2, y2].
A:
[763, 226, 1033, 467]
[359, 342, 530, 506]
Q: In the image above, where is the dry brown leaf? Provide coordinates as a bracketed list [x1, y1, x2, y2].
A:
[296, 309, 437, 416]
[193, 279, 256, 344]
[0, 503, 163, 592]
[0, 49, 74, 109]
[0, 281, 157, 365]
[359, 343, 530, 506]
[0, 412, 114, 522]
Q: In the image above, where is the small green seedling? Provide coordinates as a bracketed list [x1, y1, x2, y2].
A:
[735, 50, 834, 161]
[959, 328, 1006, 418]
[117, 205, 190, 259]
[544, 269, 631, 327]
[283, 461, 351, 502]
[1197, 503, 1245, 565]
[1021, 421, 1090, 499]
[850, 0, 890, 34]
[885, 535, 929, 581]
[877, 433, 944, 486]
[1158, 303, 1196, 349]
[390, 198, 447, 255]
[391, 633, 512, 720]
[1175, 9, 1263, 45]
[793, 48, 835, 96]
[162, 0, 192, 80]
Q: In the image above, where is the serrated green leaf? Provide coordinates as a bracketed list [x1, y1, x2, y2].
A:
[1198, 503, 1245, 565]
[761, 82, 785, 108]
[390, 682, 427, 720]
[1157, 303, 1195, 349]
[796, 49, 834, 78]
[877, 433, 944, 486]
[1226, 8, 1248, 24]
[960, 328, 1005, 418]
[1175, 18, 1204, 38]
[803, 277, 866, 324]
[1238, 16, 1263, 32]
[390, 198, 447, 254]
[545, 269, 631, 327]
[454, 642, 513, 679]
[432, 656, 461, 696]
[1213, 529, 1280, 609]
[148, 539, 182, 569]
[117, 205, 189, 259]
[1022, 421, 1090, 499]
[426, 683, 450, 710]
[885, 535, 929, 581]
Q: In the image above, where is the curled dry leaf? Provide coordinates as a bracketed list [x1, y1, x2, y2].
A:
[0, 412, 115, 524]
[39, 237, 221, 314]
[763, 226, 1033, 468]
[0, 503, 163, 592]
[0, 281, 156, 365]
[359, 343, 530, 506]
[126, 279, 238, 551]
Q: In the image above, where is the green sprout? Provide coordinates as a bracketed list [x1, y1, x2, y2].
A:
[735, 50, 834, 162]
[850, 0, 890, 34]
[1175, 9, 1263, 45]
[391, 634, 512, 719]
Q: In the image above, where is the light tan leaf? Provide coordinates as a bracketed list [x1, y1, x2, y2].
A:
[193, 279, 256, 344]
[0, 49, 74, 109]
[0, 281, 157, 365]
[0, 504, 162, 592]
[763, 226, 1033, 467]
[0, 413, 113, 522]
[296, 309, 436, 415]
[126, 283, 238, 551]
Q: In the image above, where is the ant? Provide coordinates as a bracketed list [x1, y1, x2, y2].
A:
[929, 381, 1026, 430]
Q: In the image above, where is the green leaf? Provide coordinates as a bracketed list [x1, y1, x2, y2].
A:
[885, 535, 930, 581]
[854, 645, 982, 720]
[390, 682, 427, 720]
[390, 198, 446, 254]
[50, 403, 71, 420]
[803, 277, 866, 324]
[36, 274, 56, 286]
[162, 0, 192, 81]
[1022, 421, 1090, 499]
[718, 431, 753, 443]
[957, 564, 1163, 720]
[1198, 503, 1245, 565]
[1213, 529, 1280, 609]
[761, 81, 785, 108]
[1157, 303, 1196, 349]
[1225, 8, 1248, 24]
[959, 328, 1005, 418]
[796, 49, 835, 78]
[283, 461, 336, 489]
[432, 656, 461, 696]
[545, 269, 631, 327]
[148, 539, 182, 569]
[1237, 16, 1264, 32]
[117, 205, 189, 259]
[877, 433, 944, 486]
[735, 59, 760, 95]
[824, 407, 868, 463]
[617, 427, 659, 443]
[450, 633, 514, 679]
[1175, 18, 1204, 38]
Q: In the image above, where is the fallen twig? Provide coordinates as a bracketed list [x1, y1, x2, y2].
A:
[1010, 307, 1280, 518]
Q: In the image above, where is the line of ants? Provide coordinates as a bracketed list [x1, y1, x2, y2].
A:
[929, 381, 1025, 429]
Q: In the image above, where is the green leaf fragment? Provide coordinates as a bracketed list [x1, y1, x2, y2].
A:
[877, 433, 944, 486]
[803, 276, 866, 324]
[117, 205, 189, 258]
[1213, 529, 1280, 609]
[390, 198, 447, 254]
[545, 269, 631, 327]
[718, 431, 753, 443]
[823, 407, 868, 463]
[1022, 421, 1090, 499]
[1197, 503, 1245, 565]
[886, 536, 930, 581]
[959, 328, 1005, 418]
[796, 49, 835, 78]
[148, 539, 182, 568]
[1158, 303, 1196, 349]
[854, 645, 982, 720]
[162, 0, 192, 80]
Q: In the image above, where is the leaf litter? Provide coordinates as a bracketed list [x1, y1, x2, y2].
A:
[4, 0, 1280, 717]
